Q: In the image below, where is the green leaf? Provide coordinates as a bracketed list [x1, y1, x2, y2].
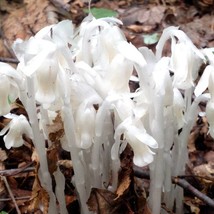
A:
[84, 7, 118, 19]
[143, 33, 159, 45]
[0, 211, 8, 214]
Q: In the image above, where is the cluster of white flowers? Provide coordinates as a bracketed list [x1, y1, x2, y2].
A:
[0, 14, 213, 214]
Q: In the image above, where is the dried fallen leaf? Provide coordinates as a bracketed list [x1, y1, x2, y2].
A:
[0, 148, 7, 162]
[26, 171, 49, 214]
[184, 197, 201, 214]
[87, 188, 134, 214]
[126, 25, 146, 33]
[116, 171, 131, 199]
[193, 162, 214, 184]
[48, 113, 64, 143]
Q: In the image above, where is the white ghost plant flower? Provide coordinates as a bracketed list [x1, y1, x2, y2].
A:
[194, 65, 214, 137]
[0, 114, 33, 149]
[170, 42, 202, 90]
[0, 75, 13, 115]
[35, 57, 59, 104]
[0, 63, 21, 115]
[156, 26, 205, 90]
[114, 116, 158, 167]
[13, 35, 63, 107]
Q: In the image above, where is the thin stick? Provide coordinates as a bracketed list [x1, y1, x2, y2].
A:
[2, 176, 21, 214]
[0, 166, 35, 176]
[0, 57, 19, 64]
[173, 177, 214, 208]
[133, 167, 214, 208]
[0, 162, 34, 176]
[0, 196, 31, 202]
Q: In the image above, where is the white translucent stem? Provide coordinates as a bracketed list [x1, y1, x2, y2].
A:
[91, 136, 102, 188]
[163, 152, 172, 192]
[62, 103, 91, 214]
[149, 149, 164, 214]
[163, 187, 175, 210]
[148, 95, 164, 214]
[39, 106, 51, 146]
[175, 93, 210, 175]
[102, 136, 112, 186]
[26, 77, 57, 214]
[174, 93, 210, 212]
[109, 133, 121, 192]
[53, 166, 68, 214]
[175, 186, 184, 214]
[81, 150, 93, 197]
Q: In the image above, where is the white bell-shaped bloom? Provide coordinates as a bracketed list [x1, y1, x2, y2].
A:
[13, 36, 62, 106]
[0, 63, 21, 115]
[114, 116, 158, 167]
[156, 26, 205, 90]
[35, 57, 59, 104]
[76, 17, 123, 67]
[194, 65, 214, 137]
[0, 114, 33, 149]
[194, 65, 214, 98]
[156, 26, 205, 61]
[0, 75, 11, 115]
[170, 42, 202, 90]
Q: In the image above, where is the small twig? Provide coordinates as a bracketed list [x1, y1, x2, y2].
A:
[0, 57, 19, 64]
[133, 167, 214, 208]
[2, 176, 21, 214]
[173, 177, 214, 208]
[0, 196, 31, 202]
[0, 162, 34, 176]
[178, 174, 214, 182]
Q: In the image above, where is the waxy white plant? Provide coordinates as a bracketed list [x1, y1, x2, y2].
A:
[0, 13, 213, 214]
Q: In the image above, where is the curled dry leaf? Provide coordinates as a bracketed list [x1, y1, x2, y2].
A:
[26, 170, 49, 214]
[184, 197, 201, 214]
[116, 143, 134, 199]
[48, 113, 64, 143]
[87, 188, 134, 214]
[116, 171, 131, 199]
[193, 162, 214, 184]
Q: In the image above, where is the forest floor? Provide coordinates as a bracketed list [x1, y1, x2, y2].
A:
[0, 0, 214, 213]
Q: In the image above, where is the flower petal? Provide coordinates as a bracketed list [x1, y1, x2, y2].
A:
[194, 65, 213, 97]
[3, 115, 33, 149]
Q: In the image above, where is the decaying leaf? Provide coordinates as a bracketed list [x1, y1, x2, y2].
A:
[0, 148, 7, 162]
[193, 161, 214, 182]
[26, 170, 49, 214]
[47, 146, 59, 175]
[126, 24, 143, 33]
[184, 197, 201, 214]
[48, 113, 64, 143]
[87, 188, 134, 214]
[116, 171, 131, 199]
[87, 144, 136, 213]
[122, 5, 165, 27]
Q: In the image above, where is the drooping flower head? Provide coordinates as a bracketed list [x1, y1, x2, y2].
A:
[0, 63, 22, 115]
[0, 114, 33, 149]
